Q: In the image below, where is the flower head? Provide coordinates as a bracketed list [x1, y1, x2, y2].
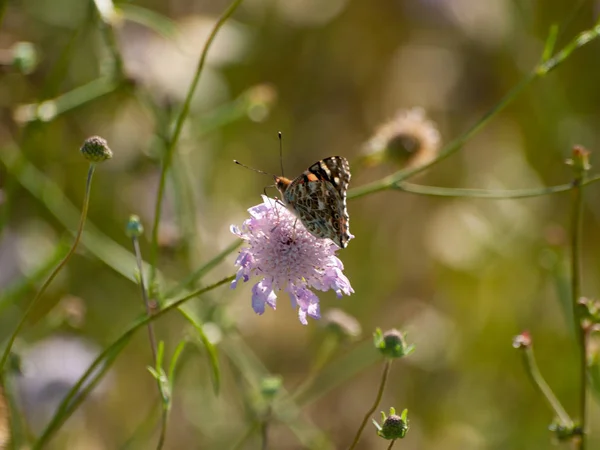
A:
[231, 196, 354, 324]
[80, 136, 113, 163]
[363, 108, 440, 169]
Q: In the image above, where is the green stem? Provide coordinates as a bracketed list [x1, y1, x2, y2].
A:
[231, 423, 260, 450]
[348, 21, 600, 201]
[0, 164, 96, 372]
[165, 239, 242, 298]
[261, 405, 272, 450]
[149, 0, 245, 289]
[0, 0, 8, 30]
[393, 176, 600, 199]
[131, 235, 168, 450]
[32, 274, 234, 449]
[348, 359, 392, 450]
[132, 236, 159, 364]
[520, 345, 573, 426]
[570, 172, 586, 449]
[348, 73, 536, 200]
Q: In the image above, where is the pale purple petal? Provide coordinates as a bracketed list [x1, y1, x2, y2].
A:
[251, 279, 277, 315]
[288, 285, 321, 325]
[230, 196, 353, 324]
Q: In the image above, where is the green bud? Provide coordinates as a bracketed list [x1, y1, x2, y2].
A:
[373, 407, 409, 440]
[373, 328, 414, 359]
[12, 42, 38, 74]
[80, 136, 113, 163]
[260, 375, 282, 400]
[566, 145, 591, 173]
[126, 214, 144, 238]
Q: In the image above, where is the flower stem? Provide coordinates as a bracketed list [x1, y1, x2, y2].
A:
[132, 236, 159, 364]
[392, 176, 600, 199]
[149, 0, 245, 289]
[131, 235, 169, 450]
[32, 274, 235, 449]
[261, 405, 272, 450]
[348, 20, 600, 201]
[348, 359, 392, 450]
[520, 344, 572, 426]
[386, 440, 397, 450]
[0, 164, 96, 373]
[570, 171, 587, 449]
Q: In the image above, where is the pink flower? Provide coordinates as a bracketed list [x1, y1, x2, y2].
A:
[231, 196, 354, 324]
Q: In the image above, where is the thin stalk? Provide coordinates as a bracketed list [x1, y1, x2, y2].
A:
[260, 406, 272, 450]
[348, 20, 600, 201]
[132, 236, 158, 364]
[386, 440, 397, 450]
[149, 0, 245, 288]
[33, 274, 235, 449]
[520, 345, 573, 426]
[131, 234, 168, 450]
[570, 172, 586, 449]
[348, 359, 392, 450]
[0, 164, 96, 372]
[393, 176, 600, 199]
[231, 423, 260, 450]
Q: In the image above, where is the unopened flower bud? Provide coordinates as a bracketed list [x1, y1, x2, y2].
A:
[373, 328, 414, 359]
[80, 136, 112, 163]
[322, 308, 361, 341]
[512, 331, 532, 349]
[566, 145, 591, 174]
[373, 407, 409, 440]
[126, 215, 144, 238]
[11, 42, 38, 74]
[260, 375, 282, 400]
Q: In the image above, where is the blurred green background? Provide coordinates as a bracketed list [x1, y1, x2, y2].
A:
[1, 0, 600, 448]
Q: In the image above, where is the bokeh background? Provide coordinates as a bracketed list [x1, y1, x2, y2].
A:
[1, 0, 600, 449]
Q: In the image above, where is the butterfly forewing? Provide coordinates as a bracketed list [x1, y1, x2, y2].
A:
[278, 156, 351, 248]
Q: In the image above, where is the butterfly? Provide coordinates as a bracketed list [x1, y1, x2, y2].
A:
[274, 156, 352, 249]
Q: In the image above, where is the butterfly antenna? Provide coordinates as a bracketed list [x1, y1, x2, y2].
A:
[233, 160, 275, 177]
[278, 131, 284, 177]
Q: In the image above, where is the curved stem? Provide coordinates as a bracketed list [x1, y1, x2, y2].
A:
[32, 274, 234, 449]
[0, 164, 96, 372]
[348, 20, 600, 201]
[570, 173, 587, 449]
[149, 0, 245, 289]
[393, 176, 600, 199]
[520, 344, 572, 426]
[348, 359, 392, 450]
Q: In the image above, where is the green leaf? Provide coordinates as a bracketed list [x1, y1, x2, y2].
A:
[118, 4, 179, 39]
[177, 306, 221, 394]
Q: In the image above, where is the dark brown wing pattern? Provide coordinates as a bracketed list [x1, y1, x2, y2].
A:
[281, 156, 351, 248]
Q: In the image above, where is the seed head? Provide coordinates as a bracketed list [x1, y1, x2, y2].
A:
[80, 136, 113, 163]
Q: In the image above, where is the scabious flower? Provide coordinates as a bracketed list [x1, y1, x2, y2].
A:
[231, 196, 354, 324]
[362, 107, 440, 169]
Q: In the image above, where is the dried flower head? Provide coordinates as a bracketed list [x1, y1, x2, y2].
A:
[364, 108, 440, 169]
[80, 136, 113, 163]
[322, 308, 362, 341]
[231, 196, 354, 324]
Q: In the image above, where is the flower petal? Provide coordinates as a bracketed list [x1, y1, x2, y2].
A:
[287, 285, 321, 324]
[251, 279, 277, 315]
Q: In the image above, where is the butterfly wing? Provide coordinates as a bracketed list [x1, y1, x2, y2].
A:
[283, 156, 351, 248]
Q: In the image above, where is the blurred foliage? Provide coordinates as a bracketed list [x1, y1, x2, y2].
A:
[1, 0, 600, 449]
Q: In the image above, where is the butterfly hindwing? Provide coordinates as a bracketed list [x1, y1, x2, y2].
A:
[280, 156, 351, 248]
